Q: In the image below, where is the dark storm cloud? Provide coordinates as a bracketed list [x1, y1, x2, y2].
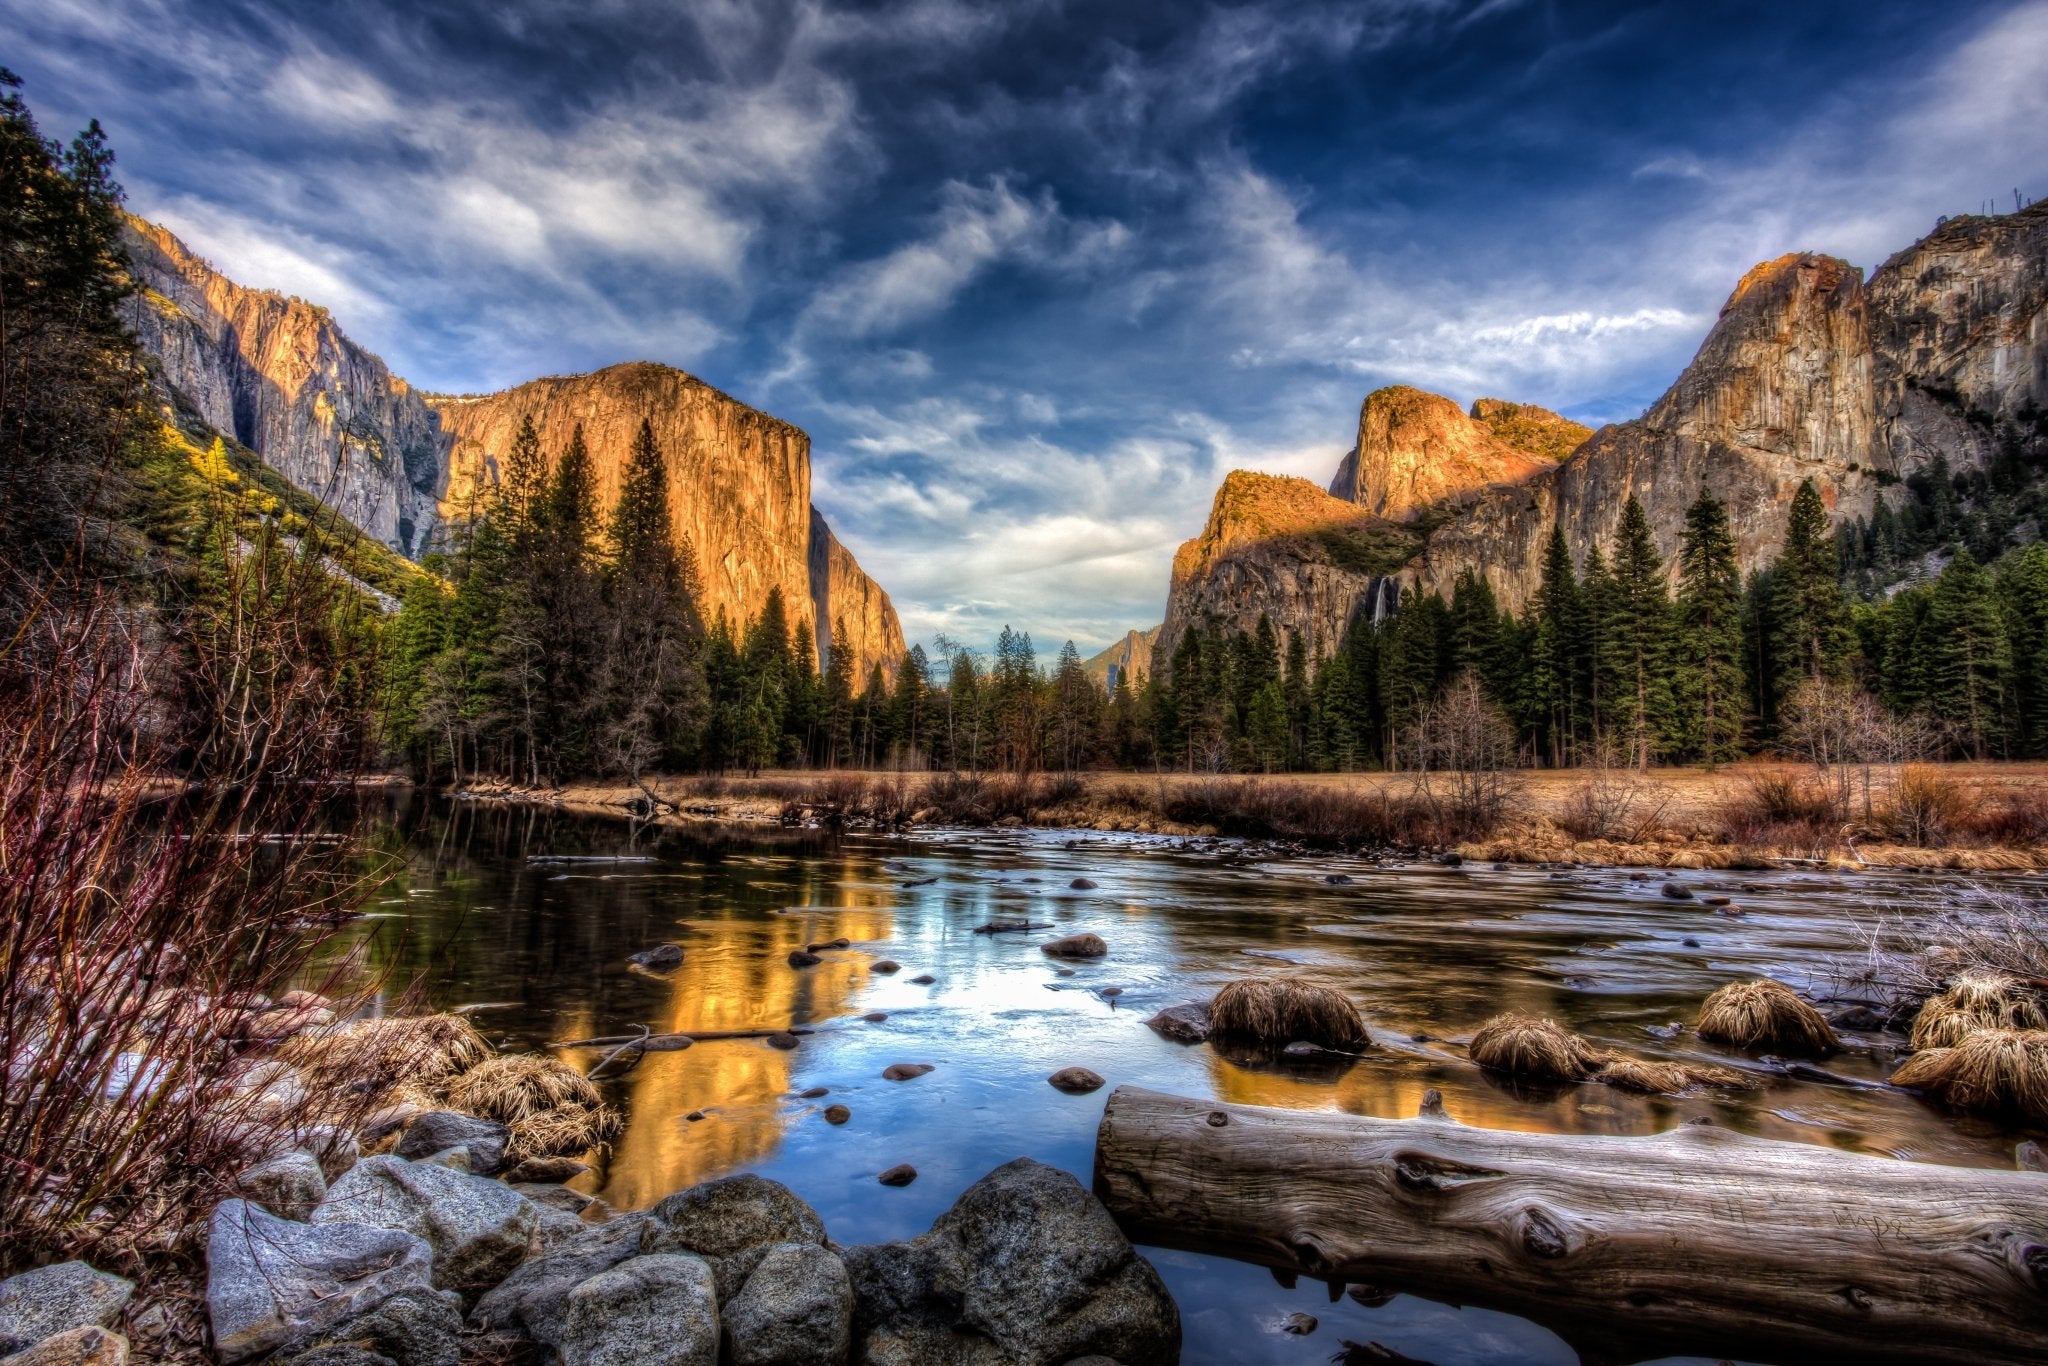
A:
[5, 0, 2043, 649]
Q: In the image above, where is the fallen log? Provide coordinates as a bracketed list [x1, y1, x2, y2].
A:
[1093, 1085, 2048, 1366]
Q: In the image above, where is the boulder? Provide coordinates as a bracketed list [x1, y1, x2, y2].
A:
[843, 1159, 1178, 1366]
[312, 1156, 538, 1293]
[0, 1264, 133, 1357]
[1042, 934, 1108, 959]
[1048, 1068, 1106, 1094]
[238, 1150, 329, 1221]
[297, 1126, 363, 1180]
[265, 1288, 462, 1366]
[881, 1064, 933, 1081]
[394, 1112, 508, 1176]
[641, 1175, 828, 1301]
[721, 1242, 853, 1366]
[557, 1254, 718, 1366]
[0, 1326, 128, 1366]
[206, 1200, 437, 1363]
[1143, 1003, 1212, 1044]
[469, 1218, 651, 1353]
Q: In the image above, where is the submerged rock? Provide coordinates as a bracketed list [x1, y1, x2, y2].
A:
[786, 951, 822, 968]
[1144, 1003, 1212, 1044]
[0, 1264, 133, 1357]
[628, 944, 684, 971]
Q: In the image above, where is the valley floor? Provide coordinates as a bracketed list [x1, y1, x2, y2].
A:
[449, 761, 2048, 871]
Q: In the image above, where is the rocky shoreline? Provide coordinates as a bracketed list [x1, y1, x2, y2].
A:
[2, 1112, 1179, 1366]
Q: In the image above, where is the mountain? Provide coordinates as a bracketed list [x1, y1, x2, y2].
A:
[1157, 471, 1416, 667]
[1413, 204, 2048, 610]
[120, 217, 906, 680]
[1083, 626, 1161, 692]
[1156, 203, 2047, 659]
[1328, 386, 1585, 521]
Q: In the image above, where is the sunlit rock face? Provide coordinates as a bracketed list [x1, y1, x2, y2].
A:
[121, 218, 905, 683]
[433, 366, 905, 684]
[1330, 386, 1580, 522]
[1159, 471, 1409, 665]
[1411, 205, 2048, 611]
[122, 217, 452, 555]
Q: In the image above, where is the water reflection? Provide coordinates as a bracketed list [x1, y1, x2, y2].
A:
[330, 797, 2043, 1365]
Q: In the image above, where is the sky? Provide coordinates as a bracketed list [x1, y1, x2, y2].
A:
[6, 0, 2045, 655]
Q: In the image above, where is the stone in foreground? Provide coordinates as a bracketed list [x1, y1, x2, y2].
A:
[0, 1326, 128, 1366]
[394, 1112, 509, 1176]
[238, 1150, 328, 1221]
[312, 1155, 538, 1292]
[721, 1242, 853, 1366]
[558, 1254, 718, 1366]
[0, 1263, 133, 1357]
[641, 1174, 829, 1301]
[206, 1200, 437, 1363]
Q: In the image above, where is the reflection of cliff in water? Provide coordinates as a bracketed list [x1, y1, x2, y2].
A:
[598, 889, 898, 1210]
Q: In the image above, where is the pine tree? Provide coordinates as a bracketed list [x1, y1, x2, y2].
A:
[600, 418, 703, 780]
[1050, 640, 1094, 772]
[1672, 490, 1745, 765]
[1282, 629, 1311, 769]
[823, 618, 854, 767]
[1922, 549, 2012, 758]
[1578, 542, 1618, 745]
[1610, 498, 1675, 767]
[1768, 479, 1854, 692]
[1997, 544, 2048, 757]
[1528, 527, 1583, 765]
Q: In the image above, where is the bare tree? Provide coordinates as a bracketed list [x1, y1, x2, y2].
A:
[1403, 672, 1522, 841]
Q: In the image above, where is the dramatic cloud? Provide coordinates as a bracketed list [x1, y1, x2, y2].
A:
[4, 0, 2042, 651]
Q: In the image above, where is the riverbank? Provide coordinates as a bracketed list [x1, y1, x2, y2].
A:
[449, 762, 2048, 870]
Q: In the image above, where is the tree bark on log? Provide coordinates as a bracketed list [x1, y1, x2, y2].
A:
[1093, 1086, 2048, 1366]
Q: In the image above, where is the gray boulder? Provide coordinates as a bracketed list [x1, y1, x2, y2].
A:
[1143, 1004, 1211, 1044]
[641, 1174, 828, 1300]
[264, 1287, 462, 1366]
[558, 1254, 718, 1366]
[844, 1159, 1178, 1366]
[468, 1216, 651, 1353]
[722, 1242, 852, 1366]
[312, 1156, 537, 1293]
[238, 1150, 328, 1221]
[394, 1112, 508, 1175]
[206, 1200, 437, 1363]
[0, 1325, 129, 1365]
[0, 1262, 133, 1356]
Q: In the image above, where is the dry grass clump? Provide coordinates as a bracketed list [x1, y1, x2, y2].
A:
[1695, 979, 1839, 1055]
[1909, 972, 2048, 1050]
[279, 1013, 494, 1095]
[1468, 1013, 1754, 1094]
[1210, 979, 1369, 1051]
[1890, 1029, 2048, 1125]
[1714, 770, 1839, 848]
[444, 1054, 623, 1160]
[1469, 1013, 1603, 1081]
[1881, 766, 1975, 848]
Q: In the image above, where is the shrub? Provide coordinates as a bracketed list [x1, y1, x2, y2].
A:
[1714, 770, 1838, 846]
[1881, 765, 1975, 847]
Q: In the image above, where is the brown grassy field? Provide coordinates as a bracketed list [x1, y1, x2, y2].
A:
[452, 760, 2048, 870]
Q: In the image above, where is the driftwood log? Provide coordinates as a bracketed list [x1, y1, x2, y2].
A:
[1093, 1086, 2048, 1365]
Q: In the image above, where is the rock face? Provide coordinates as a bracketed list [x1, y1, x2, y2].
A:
[1329, 386, 1580, 521]
[431, 365, 905, 683]
[122, 218, 451, 556]
[1158, 471, 1413, 666]
[1414, 204, 2048, 611]
[122, 219, 906, 683]
[1082, 627, 1160, 692]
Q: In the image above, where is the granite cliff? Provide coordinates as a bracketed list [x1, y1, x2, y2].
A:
[120, 218, 905, 681]
[1414, 203, 2048, 610]
[1083, 627, 1161, 692]
[1328, 386, 1584, 521]
[1157, 472, 1413, 667]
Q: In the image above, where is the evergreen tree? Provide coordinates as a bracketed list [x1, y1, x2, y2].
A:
[1768, 479, 1854, 691]
[822, 619, 855, 767]
[1527, 527, 1583, 765]
[1578, 542, 1619, 745]
[1998, 544, 2048, 757]
[1609, 498, 1675, 767]
[1922, 549, 2012, 757]
[600, 418, 703, 780]
[1671, 490, 1745, 765]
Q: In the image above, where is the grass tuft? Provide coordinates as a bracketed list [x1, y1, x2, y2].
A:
[1695, 979, 1839, 1054]
[1210, 979, 1369, 1050]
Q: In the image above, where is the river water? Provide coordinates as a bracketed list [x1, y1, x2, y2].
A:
[338, 797, 2042, 1365]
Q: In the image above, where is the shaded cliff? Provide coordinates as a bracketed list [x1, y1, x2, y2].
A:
[431, 366, 905, 682]
[121, 217, 451, 554]
[1083, 626, 1161, 692]
[1329, 386, 1580, 521]
[120, 218, 906, 683]
[1159, 472, 1414, 667]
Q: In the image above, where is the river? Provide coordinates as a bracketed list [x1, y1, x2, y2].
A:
[335, 795, 2042, 1365]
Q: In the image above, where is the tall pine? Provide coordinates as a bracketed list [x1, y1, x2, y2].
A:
[1672, 490, 1745, 764]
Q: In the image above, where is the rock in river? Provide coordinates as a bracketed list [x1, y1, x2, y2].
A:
[883, 1063, 934, 1081]
[878, 1165, 918, 1187]
[1042, 933, 1108, 959]
[1144, 1002, 1212, 1043]
[1048, 1068, 1106, 1094]
[629, 944, 684, 970]
[786, 950, 822, 968]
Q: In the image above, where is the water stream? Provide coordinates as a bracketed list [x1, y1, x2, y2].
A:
[334, 796, 2044, 1365]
